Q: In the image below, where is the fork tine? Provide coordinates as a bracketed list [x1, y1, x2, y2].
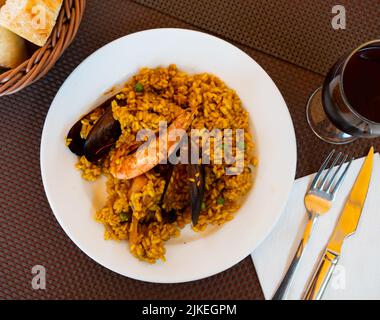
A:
[330, 157, 354, 195]
[319, 152, 343, 190]
[325, 154, 348, 192]
[310, 150, 335, 189]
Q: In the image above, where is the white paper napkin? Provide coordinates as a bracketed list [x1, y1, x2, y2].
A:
[251, 153, 380, 300]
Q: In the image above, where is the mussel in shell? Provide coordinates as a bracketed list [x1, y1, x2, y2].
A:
[154, 160, 205, 226]
[66, 118, 86, 156]
[153, 148, 206, 226]
[83, 108, 121, 163]
[66, 96, 121, 163]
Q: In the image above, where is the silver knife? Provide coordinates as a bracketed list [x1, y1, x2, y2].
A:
[303, 147, 374, 300]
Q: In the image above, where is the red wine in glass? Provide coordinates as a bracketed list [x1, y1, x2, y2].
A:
[307, 40, 380, 144]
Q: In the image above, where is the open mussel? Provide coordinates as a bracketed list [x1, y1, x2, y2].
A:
[66, 96, 113, 156]
[66, 95, 122, 163]
[83, 108, 121, 162]
[153, 140, 206, 226]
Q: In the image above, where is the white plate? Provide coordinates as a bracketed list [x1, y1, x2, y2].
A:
[41, 28, 296, 283]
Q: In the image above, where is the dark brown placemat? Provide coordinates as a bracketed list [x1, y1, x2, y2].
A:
[135, 0, 380, 75]
[0, 0, 264, 300]
[0, 0, 378, 300]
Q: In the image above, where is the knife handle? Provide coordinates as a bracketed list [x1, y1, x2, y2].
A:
[303, 249, 339, 300]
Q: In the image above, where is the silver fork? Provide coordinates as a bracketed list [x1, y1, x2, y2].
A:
[272, 150, 353, 300]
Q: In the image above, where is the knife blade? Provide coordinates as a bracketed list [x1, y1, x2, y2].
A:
[304, 147, 374, 300]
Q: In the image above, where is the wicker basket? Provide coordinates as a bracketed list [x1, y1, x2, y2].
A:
[0, 0, 86, 96]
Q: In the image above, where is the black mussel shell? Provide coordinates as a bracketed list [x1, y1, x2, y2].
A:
[156, 164, 177, 222]
[67, 119, 86, 156]
[84, 108, 122, 163]
[188, 163, 206, 226]
[66, 96, 115, 157]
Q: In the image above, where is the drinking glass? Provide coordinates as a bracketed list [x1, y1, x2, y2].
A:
[306, 39, 380, 144]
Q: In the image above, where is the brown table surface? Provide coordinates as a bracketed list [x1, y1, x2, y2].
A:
[0, 0, 378, 300]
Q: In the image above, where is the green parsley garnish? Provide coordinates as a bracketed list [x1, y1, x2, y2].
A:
[134, 82, 144, 93]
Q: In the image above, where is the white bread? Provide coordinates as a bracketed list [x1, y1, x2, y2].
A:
[0, 0, 27, 69]
[0, 0, 63, 47]
[0, 25, 27, 68]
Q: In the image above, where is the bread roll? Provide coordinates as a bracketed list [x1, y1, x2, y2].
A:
[0, 25, 27, 68]
[0, 0, 63, 47]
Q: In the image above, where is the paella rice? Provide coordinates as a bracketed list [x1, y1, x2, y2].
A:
[67, 65, 256, 263]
